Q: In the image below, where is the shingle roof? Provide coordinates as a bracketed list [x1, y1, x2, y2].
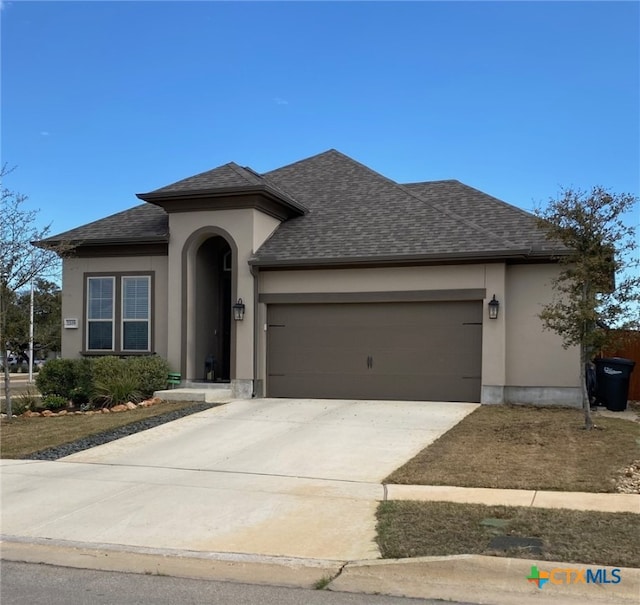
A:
[38, 203, 168, 245]
[139, 161, 306, 215]
[403, 180, 559, 254]
[39, 149, 565, 263]
[151, 162, 265, 192]
[251, 150, 556, 265]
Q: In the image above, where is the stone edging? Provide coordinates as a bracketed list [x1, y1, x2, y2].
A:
[19, 397, 165, 418]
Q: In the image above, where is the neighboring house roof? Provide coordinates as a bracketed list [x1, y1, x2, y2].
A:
[38, 149, 566, 264]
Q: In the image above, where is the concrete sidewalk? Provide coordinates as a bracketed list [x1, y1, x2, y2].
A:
[386, 484, 640, 513]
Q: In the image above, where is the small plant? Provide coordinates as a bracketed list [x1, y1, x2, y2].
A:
[17, 387, 40, 412]
[93, 361, 141, 407]
[70, 386, 91, 406]
[2, 393, 32, 416]
[41, 394, 68, 410]
[313, 576, 333, 590]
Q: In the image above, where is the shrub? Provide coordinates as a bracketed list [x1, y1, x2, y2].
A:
[34, 354, 169, 408]
[36, 358, 93, 400]
[94, 368, 141, 407]
[1, 392, 33, 416]
[42, 394, 68, 410]
[90, 356, 122, 388]
[35, 358, 76, 398]
[128, 355, 170, 399]
[70, 386, 91, 405]
[17, 387, 40, 412]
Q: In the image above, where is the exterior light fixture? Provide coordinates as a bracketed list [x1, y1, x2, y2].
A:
[488, 294, 500, 320]
[233, 298, 245, 321]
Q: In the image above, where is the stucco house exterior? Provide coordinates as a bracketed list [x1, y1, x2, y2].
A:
[40, 149, 580, 405]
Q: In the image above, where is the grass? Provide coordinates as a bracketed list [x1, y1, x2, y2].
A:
[0, 401, 198, 458]
[385, 405, 640, 492]
[376, 500, 640, 568]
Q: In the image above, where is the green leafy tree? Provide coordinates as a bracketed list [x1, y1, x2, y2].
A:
[5, 279, 62, 361]
[1, 165, 64, 420]
[535, 186, 640, 429]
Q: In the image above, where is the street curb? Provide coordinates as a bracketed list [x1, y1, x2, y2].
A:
[2, 537, 638, 604]
[0, 536, 343, 588]
[329, 555, 640, 605]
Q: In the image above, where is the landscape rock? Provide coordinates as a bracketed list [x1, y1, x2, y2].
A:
[111, 404, 128, 413]
[24, 403, 216, 460]
[101, 408, 111, 413]
[57, 410, 68, 416]
[616, 460, 640, 494]
[125, 402, 136, 410]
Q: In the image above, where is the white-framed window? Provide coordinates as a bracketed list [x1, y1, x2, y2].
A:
[85, 274, 152, 353]
[87, 277, 115, 350]
[122, 276, 150, 351]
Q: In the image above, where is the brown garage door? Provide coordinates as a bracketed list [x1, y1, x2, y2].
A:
[267, 301, 482, 402]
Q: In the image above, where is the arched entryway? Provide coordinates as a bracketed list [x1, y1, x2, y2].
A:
[193, 235, 232, 382]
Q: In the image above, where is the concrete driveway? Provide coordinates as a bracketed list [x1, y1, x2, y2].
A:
[1, 399, 477, 561]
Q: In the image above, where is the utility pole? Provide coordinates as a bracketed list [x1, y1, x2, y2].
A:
[1, 268, 11, 420]
[28, 273, 34, 383]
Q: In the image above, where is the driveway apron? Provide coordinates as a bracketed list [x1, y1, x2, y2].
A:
[1, 399, 478, 561]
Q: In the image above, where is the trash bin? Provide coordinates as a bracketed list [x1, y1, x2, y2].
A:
[594, 357, 636, 412]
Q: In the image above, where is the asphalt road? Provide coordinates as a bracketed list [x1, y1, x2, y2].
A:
[0, 561, 473, 605]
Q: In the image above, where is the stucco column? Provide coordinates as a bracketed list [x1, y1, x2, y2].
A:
[166, 222, 184, 376]
[233, 250, 255, 397]
[481, 263, 507, 404]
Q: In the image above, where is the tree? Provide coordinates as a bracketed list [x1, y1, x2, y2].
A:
[535, 186, 640, 429]
[5, 279, 62, 361]
[1, 165, 64, 420]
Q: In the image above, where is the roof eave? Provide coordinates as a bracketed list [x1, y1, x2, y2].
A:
[249, 248, 547, 269]
[34, 235, 169, 249]
[136, 185, 307, 216]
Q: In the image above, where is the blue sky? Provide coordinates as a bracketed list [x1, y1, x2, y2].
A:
[2, 1, 639, 238]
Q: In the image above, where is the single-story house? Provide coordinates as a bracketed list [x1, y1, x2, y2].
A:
[39, 149, 580, 405]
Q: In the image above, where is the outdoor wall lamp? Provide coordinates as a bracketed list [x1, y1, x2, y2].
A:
[488, 294, 500, 320]
[233, 298, 245, 321]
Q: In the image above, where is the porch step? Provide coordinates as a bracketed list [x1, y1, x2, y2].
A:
[153, 388, 233, 404]
[183, 381, 231, 390]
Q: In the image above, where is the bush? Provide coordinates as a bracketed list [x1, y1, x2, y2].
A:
[128, 355, 170, 399]
[35, 358, 93, 400]
[34, 354, 169, 408]
[92, 356, 141, 407]
[17, 387, 41, 412]
[1, 394, 33, 416]
[35, 358, 76, 398]
[70, 386, 91, 405]
[42, 394, 68, 410]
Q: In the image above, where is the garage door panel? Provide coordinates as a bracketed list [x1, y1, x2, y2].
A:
[267, 301, 482, 402]
[269, 345, 369, 375]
